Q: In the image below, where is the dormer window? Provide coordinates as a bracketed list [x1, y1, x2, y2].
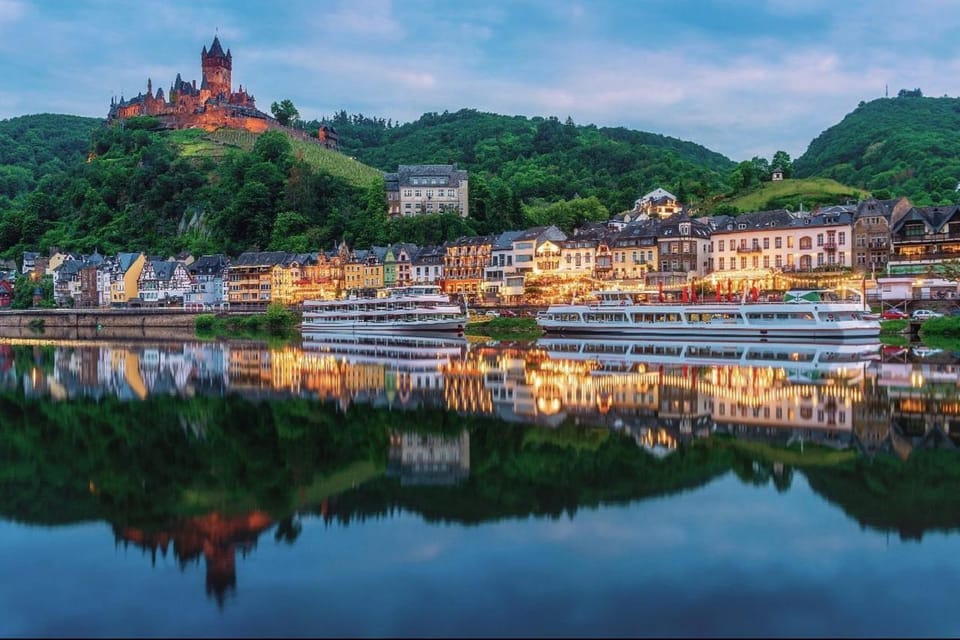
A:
[679, 223, 691, 236]
[738, 223, 746, 230]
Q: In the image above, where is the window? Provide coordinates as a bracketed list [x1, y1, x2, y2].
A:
[817, 233, 824, 247]
[403, 189, 412, 196]
[775, 236, 782, 249]
[426, 190, 433, 197]
[839, 252, 846, 265]
[775, 255, 782, 268]
[763, 237, 769, 249]
[817, 253, 824, 266]
[740, 257, 747, 269]
[448, 189, 455, 197]
[763, 256, 770, 268]
[838, 231, 846, 245]
[787, 237, 795, 249]
[719, 240, 725, 251]
[719, 257, 725, 270]
[415, 190, 421, 197]
[752, 256, 759, 268]
[799, 237, 811, 250]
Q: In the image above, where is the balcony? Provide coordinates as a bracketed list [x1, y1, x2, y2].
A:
[824, 241, 837, 251]
[736, 245, 762, 253]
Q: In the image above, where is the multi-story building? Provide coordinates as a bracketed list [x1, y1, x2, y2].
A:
[657, 214, 713, 277]
[411, 246, 445, 285]
[185, 254, 230, 309]
[707, 209, 854, 287]
[138, 259, 192, 304]
[633, 187, 681, 219]
[557, 237, 598, 275]
[482, 231, 524, 300]
[889, 205, 960, 274]
[442, 235, 494, 300]
[853, 198, 909, 274]
[110, 252, 146, 306]
[384, 164, 469, 218]
[228, 251, 288, 306]
[610, 221, 658, 281]
[343, 249, 384, 293]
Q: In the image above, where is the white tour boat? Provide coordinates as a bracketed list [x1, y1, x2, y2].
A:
[301, 285, 468, 333]
[536, 288, 879, 340]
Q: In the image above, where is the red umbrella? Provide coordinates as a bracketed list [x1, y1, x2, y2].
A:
[681, 288, 689, 303]
[658, 281, 664, 303]
[750, 285, 759, 302]
[715, 288, 721, 303]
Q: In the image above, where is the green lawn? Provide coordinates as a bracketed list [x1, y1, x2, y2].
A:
[724, 178, 868, 212]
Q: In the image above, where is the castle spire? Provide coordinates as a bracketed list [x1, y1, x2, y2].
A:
[208, 35, 225, 57]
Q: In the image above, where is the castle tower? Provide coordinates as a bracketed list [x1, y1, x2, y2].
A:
[201, 36, 232, 98]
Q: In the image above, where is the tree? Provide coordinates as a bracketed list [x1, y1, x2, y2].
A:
[270, 99, 300, 126]
[770, 151, 793, 179]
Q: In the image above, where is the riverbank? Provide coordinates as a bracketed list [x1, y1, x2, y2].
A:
[0, 309, 198, 340]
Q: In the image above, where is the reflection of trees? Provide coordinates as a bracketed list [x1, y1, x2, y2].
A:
[804, 450, 960, 541]
[5, 388, 960, 603]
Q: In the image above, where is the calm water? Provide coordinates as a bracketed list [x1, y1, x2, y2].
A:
[1, 336, 959, 637]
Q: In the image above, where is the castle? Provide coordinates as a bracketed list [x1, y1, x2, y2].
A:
[108, 37, 339, 150]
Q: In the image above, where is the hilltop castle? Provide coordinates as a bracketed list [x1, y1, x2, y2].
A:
[108, 37, 339, 150]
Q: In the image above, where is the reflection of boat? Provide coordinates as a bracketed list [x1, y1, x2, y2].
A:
[537, 337, 879, 374]
[301, 332, 469, 370]
[911, 346, 944, 359]
[302, 285, 468, 333]
[537, 288, 879, 340]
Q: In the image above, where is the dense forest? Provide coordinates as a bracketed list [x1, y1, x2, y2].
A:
[5, 95, 960, 259]
[794, 95, 960, 205]
[315, 108, 736, 214]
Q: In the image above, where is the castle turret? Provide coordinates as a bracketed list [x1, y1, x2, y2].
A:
[201, 35, 232, 98]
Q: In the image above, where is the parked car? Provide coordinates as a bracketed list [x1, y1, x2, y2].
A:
[880, 309, 909, 320]
[484, 310, 500, 317]
[500, 309, 518, 317]
[911, 309, 944, 321]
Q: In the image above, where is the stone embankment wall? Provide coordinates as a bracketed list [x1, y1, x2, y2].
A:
[0, 310, 198, 341]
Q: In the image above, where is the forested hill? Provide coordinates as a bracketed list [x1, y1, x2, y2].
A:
[794, 96, 960, 206]
[317, 109, 737, 213]
[0, 114, 102, 200]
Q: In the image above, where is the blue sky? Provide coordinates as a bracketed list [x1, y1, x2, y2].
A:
[1, 0, 958, 161]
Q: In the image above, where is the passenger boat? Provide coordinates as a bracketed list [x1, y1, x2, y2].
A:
[301, 285, 468, 333]
[301, 332, 469, 370]
[536, 288, 879, 340]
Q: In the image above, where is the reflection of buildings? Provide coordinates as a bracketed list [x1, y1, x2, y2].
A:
[6, 336, 960, 459]
[860, 362, 960, 459]
[388, 430, 470, 485]
[114, 511, 274, 607]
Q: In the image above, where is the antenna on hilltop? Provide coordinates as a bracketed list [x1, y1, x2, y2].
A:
[885, 84, 888, 98]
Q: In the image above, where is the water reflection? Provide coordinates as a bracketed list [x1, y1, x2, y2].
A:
[2, 335, 960, 613]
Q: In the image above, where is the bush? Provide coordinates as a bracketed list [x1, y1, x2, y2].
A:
[195, 314, 216, 331]
[920, 316, 960, 337]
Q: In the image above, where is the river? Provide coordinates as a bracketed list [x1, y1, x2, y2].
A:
[0, 336, 958, 636]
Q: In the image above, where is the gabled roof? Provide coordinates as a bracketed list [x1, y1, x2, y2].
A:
[189, 254, 230, 276]
[492, 230, 524, 251]
[233, 251, 289, 267]
[710, 209, 795, 233]
[117, 252, 142, 272]
[395, 164, 468, 187]
[636, 188, 677, 205]
[891, 205, 960, 234]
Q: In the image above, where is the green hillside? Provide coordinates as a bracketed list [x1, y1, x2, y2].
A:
[318, 109, 737, 213]
[169, 128, 383, 189]
[720, 177, 868, 213]
[0, 114, 102, 200]
[795, 95, 960, 205]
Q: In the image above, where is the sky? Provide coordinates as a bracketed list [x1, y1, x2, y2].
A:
[1, 0, 959, 162]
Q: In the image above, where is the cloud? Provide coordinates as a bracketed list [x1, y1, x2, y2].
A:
[0, 0, 25, 26]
